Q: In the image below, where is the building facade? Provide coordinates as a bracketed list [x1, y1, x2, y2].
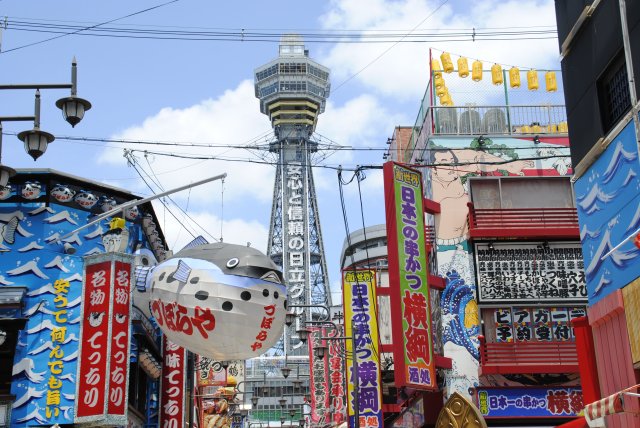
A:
[0, 169, 172, 427]
[555, 1, 640, 426]
[386, 58, 589, 426]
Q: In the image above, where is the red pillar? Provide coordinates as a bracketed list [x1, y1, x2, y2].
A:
[572, 316, 601, 405]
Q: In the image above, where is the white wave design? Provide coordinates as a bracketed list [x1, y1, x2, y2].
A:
[44, 210, 78, 225]
[68, 315, 81, 324]
[59, 373, 75, 383]
[44, 232, 61, 243]
[18, 241, 44, 252]
[28, 341, 54, 356]
[85, 247, 103, 255]
[27, 283, 55, 296]
[12, 357, 46, 383]
[16, 406, 47, 424]
[66, 296, 81, 308]
[63, 393, 75, 401]
[84, 224, 104, 239]
[580, 225, 601, 241]
[29, 205, 55, 215]
[23, 301, 54, 317]
[61, 405, 73, 420]
[592, 272, 611, 297]
[622, 169, 637, 187]
[7, 261, 49, 279]
[62, 232, 82, 246]
[577, 183, 616, 214]
[625, 204, 640, 234]
[65, 273, 83, 282]
[62, 350, 78, 362]
[44, 255, 70, 273]
[603, 141, 638, 183]
[12, 386, 45, 408]
[26, 319, 58, 334]
[0, 275, 14, 285]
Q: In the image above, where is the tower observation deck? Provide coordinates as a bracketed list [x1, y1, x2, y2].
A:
[254, 35, 332, 353]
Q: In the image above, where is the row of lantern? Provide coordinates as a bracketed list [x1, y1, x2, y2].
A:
[432, 52, 558, 95]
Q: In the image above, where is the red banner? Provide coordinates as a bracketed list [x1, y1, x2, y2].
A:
[107, 261, 132, 416]
[75, 260, 113, 420]
[327, 324, 346, 425]
[160, 336, 187, 428]
[308, 327, 329, 423]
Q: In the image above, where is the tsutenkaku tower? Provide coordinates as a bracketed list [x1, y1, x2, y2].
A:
[255, 35, 332, 353]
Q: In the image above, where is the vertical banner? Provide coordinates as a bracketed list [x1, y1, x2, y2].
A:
[160, 336, 187, 428]
[108, 260, 133, 418]
[75, 253, 135, 425]
[327, 323, 347, 425]
[343, 269, 383, 428]
[308, 327, 329, 423]
[383, 161, 436, 390]
[75, 259, 113, 423]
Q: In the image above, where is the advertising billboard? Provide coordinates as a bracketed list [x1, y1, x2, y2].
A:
[477, 387, 583, 418]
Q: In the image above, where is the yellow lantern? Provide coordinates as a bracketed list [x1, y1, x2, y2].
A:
[441, 93, 453, 106]
[472, 60, 483, 82]
[458, 57, 469, 78]
[432, 59, 443, 79]
[527, 69, 539, 90]
[531, 123, 542, 133]
[491, 63, 504, 85]
[436, 82, 447, 97]
[434, 74, 445, 89]
[520, 125, 531, 134]
[509, 67, 521, 88]
[545, 71, 557, 92]
[558, 121, 568, 133]
[547, 124, 558, 133]
[441, 52, 454, 73]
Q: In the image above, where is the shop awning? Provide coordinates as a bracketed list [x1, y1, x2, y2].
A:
[583, 384, 640, 427]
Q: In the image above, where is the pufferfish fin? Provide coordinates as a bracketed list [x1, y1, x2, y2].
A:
[134, 265, 154, 292]
[171, 260, 192, 283]
[180, 235, 209, 251]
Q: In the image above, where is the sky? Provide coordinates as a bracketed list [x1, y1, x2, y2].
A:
[0, 0, 562, 301]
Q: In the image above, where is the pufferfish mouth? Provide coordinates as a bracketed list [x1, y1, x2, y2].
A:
[261, 271, 282, 284]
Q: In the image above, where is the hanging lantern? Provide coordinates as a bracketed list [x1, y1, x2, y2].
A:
[432, 59, 443, 79]
[491, 64, 504, 85]
[472, 60, 483, 82]
[520, 125, 531, 134]
[547, 124, 558, 133]
[440, 52, 454, 73]
[436, 82, 447, 97]
[458, 57, 469, 78]
[527, 69, 539, 90]
[558, 121, 569, 133]
[434, 74, 445, 90]
[509, 67, 521, 88]
[441, 92, 453, 106]
[545, 71, 557, 92]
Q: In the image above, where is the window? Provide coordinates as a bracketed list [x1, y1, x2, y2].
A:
[598, 53, 631, 132]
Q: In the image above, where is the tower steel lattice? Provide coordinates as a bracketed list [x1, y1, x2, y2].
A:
[255, 35, 333, 356]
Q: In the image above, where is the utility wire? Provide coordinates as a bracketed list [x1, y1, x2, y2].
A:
[1, 0, 180, 54]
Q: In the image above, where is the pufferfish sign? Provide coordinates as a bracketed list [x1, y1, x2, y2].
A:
[134, 239, 287, 360]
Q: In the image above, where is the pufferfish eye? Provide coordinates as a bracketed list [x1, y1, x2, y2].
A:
[261, 271, 282, 284]
[226, 258, 239, 268]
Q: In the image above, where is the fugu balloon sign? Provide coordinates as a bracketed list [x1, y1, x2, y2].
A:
[135, 240, 287, 360]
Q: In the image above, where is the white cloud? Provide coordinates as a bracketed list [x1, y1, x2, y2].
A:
[319, 0, 560, 100]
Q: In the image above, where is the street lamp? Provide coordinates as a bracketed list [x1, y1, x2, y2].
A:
[0, 58, 91, 185]
[281, 366, 292, 379]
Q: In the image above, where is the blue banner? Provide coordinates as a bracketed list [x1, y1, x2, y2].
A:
[477, 387, 583, 418]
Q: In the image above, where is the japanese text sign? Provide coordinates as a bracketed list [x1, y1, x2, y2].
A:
[160, 336, 187, 428]
[343, 269, 383, 428]
[383, 162, 436, 390]
[477, 387, 583, 418]
[308, 327, 329, 423]
[327, 323, 347, 425]
[45, 279, 71, 421]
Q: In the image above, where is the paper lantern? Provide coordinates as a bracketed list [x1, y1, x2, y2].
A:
[547, 124, 558, 133]
[521, 125, 531, 134]
[441, 93, 453, 106]
[558, 121, 568, 133]
[472, 60, 483, 82]
[432, 59, 443, 79]
[51, 184, 76, 203]
[440, 52, 454, 73]
[434, 74, 445, 90]
[545, 71, 557, 92]
[527, 69, 539, 90]
[136, 241, 287, 360]
[509, 67, 521, 88]
[531, 123, 542, 133]
[491, 64, 504, 85]
[436, 82, 447, 97]
[458, 57, 469, 78]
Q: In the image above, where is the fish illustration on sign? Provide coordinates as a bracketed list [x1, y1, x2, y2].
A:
[51, 184, 76, 203]
[21, 181, 42, 200]
[134, 237, 286, 360]
[74, 190, 98, 209]
[0, 184, 13, 200]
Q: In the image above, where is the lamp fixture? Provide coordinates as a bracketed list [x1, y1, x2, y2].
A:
[280, 416, 286, 425]
[289, 409, 296, 418]
[285, 312, 297, 327]
[298, 419, 305, 428]
[313, 345, 328, 360]
[296, 328, 309, 343]
[63, 242, 76, 255]
[251, 396, 259, 406]
[17, 91, 55, 161]
[279, 398, 287, 408]
[280, 366, 292, 379]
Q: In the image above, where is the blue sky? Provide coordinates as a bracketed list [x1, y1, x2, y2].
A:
[0, 0, 561, 300]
